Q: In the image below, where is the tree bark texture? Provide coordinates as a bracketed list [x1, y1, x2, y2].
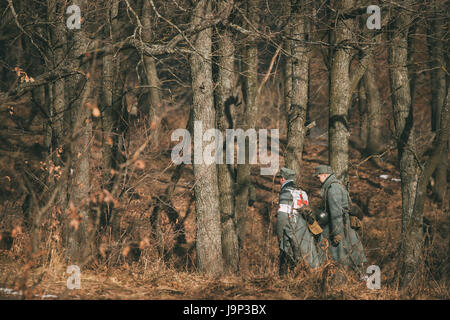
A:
[235, 0, 259, 254]
[427, 0, 448, 206]
[215, 0, 239, 274]
[141, 0, 162, 148]
[64, 0, 92, 263]
[282, 0, 292, 133]
[328, 0, 355, 183]
[388, 1, 422, 289]
[363, 55, 383, 155]
[190, 0, 224, 276]
[285, 0, 310, 186]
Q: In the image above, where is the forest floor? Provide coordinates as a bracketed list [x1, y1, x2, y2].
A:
[0, 97, 449, 300]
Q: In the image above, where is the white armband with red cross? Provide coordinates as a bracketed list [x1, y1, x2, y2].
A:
[278, 204, 292, 213]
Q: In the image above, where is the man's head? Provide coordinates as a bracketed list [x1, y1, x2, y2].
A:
[313, 165, 333, 184]
[277, 167, 295, 185]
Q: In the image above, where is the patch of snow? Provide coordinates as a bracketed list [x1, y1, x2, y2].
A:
[0, 287, 58, 299]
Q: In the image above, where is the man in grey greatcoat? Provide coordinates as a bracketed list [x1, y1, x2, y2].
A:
[313, 165, 367, 275]
[276, 167, 323, 276]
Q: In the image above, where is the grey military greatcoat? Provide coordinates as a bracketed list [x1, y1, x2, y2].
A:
[319, 174, 367, 269]
[276, 180, 323, 269]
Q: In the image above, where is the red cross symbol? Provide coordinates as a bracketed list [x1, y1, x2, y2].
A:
[297, 194, 308, 207]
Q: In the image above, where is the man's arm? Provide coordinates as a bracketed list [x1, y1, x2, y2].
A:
[327, 185, 345, 242]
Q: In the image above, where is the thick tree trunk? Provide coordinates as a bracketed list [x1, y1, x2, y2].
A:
[427, 0, 448, 206]
[64, 0, 92, 263]
[190, 0, 223, 276]
[285, 0, 310, 186]
[47, 0, 68, 211]
[214, 0, 239, 273]
[328, 0, 355, 183]
[388, 2, 421, 289]
[235, 0, 259, 256]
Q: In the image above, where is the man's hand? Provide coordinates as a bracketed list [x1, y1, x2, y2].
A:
[301, 207, 315, 224]
[332, 234, 342, 247]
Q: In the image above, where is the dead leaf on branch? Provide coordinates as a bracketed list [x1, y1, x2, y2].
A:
[122, 246, 130, 257]
[14, 66, 34, 83]
[92, 107, 101, 117]
[107, 137, 114, 147]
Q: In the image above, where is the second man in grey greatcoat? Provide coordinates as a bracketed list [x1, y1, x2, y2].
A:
[313, 165, 367, 274]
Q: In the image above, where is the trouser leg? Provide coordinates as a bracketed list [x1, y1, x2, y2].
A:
[279, 251, 289, 276]
[279, 250, 296, 276]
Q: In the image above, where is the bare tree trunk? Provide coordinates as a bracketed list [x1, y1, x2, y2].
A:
[101, 0, 123, 241]
[235, 0, 259, 257]
[363, 55, 383, 155]
[214, 0, 238, 273]
[427, 0, 448, 207]
[388, 1, 421, 289]
[64, 0, 92, 263]
[328, 0, 355, 183]
[47, 0, 67, 211]
[285, 0, 310, 186]
[141, 0, 162, 148]
[190, 0, 223, 276]
[281, 0, 292, 133]
[47, 0, 65, 149]
[102, 0, 122, 188]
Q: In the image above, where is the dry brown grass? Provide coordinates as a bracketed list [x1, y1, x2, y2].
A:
[0, 85, 448, 300]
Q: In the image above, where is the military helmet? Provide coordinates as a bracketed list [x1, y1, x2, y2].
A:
[313, 165, 333, 177]
[277, 167, 295, 180]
